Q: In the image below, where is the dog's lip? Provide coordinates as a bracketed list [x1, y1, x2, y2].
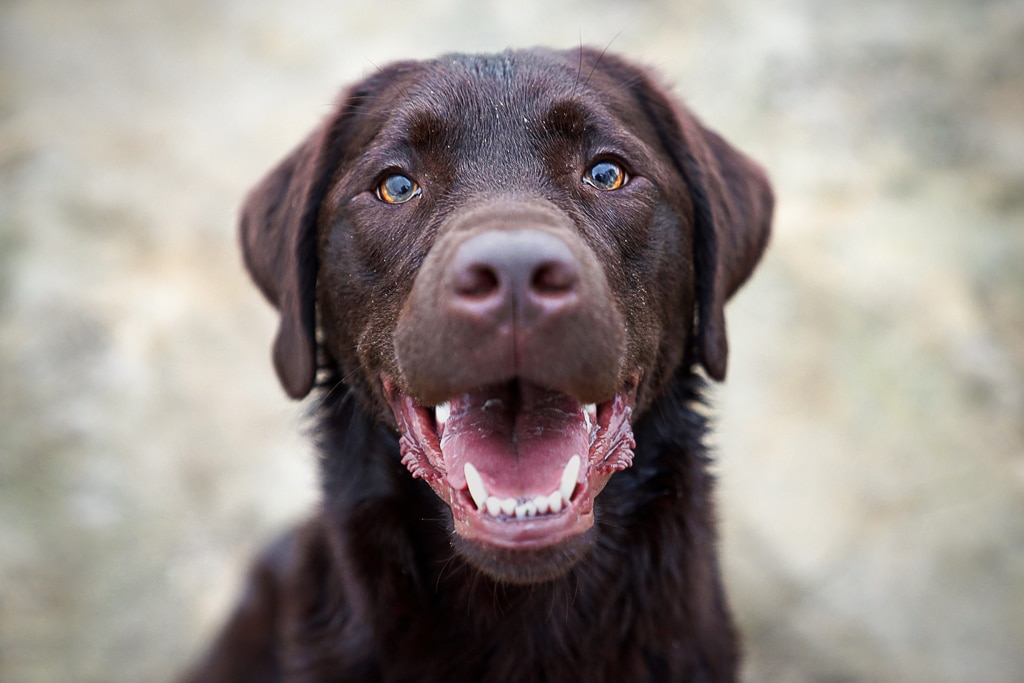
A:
[448, 483, 597, 549]
[382, 375, 638, 550]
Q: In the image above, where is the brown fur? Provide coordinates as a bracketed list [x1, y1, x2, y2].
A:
[182, 47, 772, 682]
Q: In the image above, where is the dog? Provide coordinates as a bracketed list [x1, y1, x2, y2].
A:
[181, 47, 772, 682]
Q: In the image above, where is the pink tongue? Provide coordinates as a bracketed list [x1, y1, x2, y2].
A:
[440, 383, 590, 497]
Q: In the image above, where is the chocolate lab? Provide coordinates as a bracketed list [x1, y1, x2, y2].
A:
[182, 47, 772, 682]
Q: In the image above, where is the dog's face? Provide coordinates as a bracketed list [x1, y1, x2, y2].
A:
[241, 48, 771, 583]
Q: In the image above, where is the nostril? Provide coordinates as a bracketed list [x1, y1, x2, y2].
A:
[448, 229, 581, 322]
[455, 264, 501, 299]
[531, 260, 578, 296]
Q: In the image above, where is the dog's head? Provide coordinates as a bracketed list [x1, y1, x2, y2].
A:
[240, 48, 772, 583]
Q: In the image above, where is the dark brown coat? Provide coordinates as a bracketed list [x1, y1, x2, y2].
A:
[182, 47, 772, 683]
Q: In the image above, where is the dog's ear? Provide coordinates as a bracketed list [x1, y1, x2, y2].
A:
[241, 64, 420, 399]
[240, 103, 354, 398]
[676, 116, 773, 381]
[597, 53, 773, 380]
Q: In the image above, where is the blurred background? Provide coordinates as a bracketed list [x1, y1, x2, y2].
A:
[1, 0, 1022, 680]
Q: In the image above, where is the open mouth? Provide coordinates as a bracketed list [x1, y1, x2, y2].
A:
[383, 375, 638, 550]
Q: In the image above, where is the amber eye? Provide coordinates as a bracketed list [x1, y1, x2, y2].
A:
[583, 160, 626, 191]
[377, 174, 421, 204]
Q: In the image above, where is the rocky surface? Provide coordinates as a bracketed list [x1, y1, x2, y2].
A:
[1, 0, 1021, 681]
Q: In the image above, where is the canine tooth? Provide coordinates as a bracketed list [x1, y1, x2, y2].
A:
[435, 401, 451, 425]
[485, 497, 502, 517]
[585, 404, 599, 444]
[500, 497, 516, 516]
[560, 454, 581, 503]
[464, 463, 487, 510]
[534, 495, 550, 515]
[547, 490, 563, 514]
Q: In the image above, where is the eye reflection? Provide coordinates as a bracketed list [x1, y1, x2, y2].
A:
[377, 174, 421, 204]
[583, 160, 626, 191]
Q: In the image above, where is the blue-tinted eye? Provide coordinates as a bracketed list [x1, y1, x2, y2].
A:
[377, 174, 421, 204]
[583, 160, 626, 191]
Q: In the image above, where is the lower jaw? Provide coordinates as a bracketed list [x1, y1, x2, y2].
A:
[451, 526, 597, 585]
[443, 473, 609, 546]
[442, 487, 603, 583]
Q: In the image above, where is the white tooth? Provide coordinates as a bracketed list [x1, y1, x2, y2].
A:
[547, 490, 563, 514]
[485, 497, 502, 517]
[582, 408, 591, 431]
[435, 401, 451, 425]
[534, 495, 550, 515]
[500, 497, 516, 516]
[515, 503, 530, 518]
[524, 501, 537, 517]
[560, 454, 581, 503]
[464, 463, 487, 510]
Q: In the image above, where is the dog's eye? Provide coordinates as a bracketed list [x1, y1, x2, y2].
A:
[583, 160, 626, 191]
[377, 174, 422, 204]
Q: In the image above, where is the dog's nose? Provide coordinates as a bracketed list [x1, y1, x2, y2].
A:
[449, 230, 580, 325]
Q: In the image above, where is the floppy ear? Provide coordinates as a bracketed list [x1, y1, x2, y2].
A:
[679, 117, 773, 381]
[625, 66, 773, 381]
[241, 63, 422, 399]
[240, 110, 348, 399]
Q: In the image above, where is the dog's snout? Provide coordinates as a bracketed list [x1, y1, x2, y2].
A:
[450, 230, 580, 323]
[396, 206, 624, 404]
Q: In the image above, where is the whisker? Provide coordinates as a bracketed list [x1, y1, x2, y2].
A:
[571, 35, 584, 98]
[582, 30, 624, 90]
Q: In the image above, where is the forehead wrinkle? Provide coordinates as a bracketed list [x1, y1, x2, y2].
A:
[377, 55, 609, 189]
[406, 111, 458, 155]
[539, 99, 591, 144]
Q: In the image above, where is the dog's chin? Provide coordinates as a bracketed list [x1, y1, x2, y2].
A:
[452, 529, 596, 585]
